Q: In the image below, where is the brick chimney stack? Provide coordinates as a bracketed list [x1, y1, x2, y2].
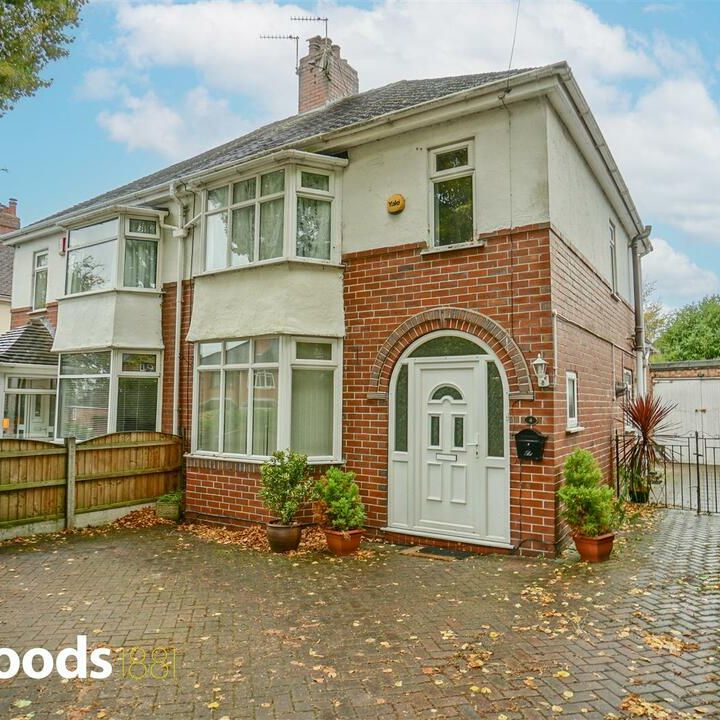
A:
[0, 198, 20, 235]
[298, 36, 358, 113]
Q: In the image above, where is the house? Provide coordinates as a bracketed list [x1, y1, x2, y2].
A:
[1, 38, 652, 554]
[0, 199, 18, 333]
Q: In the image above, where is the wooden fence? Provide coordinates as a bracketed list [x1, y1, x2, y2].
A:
[0, 432, 182, 535]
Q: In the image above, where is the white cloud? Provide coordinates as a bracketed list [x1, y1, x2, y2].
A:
[600, 78, 720, 240]
[98, 86, 249, 159]
[644, 238, 720, 308]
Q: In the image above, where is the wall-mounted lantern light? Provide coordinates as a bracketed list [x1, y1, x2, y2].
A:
[532, 353, 550, 388]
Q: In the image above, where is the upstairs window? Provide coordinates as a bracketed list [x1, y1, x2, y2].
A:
[65, 216, 160, 296]
[430, 142, 475, 247]
[66, 219, 118, 294]
[32, 251, 48, 310]
[609, 220, 618, 294]
[202, 165, 336, 271]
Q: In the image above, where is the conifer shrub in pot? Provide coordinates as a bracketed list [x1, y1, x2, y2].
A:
[314, 468, 366, 556]
[557, 449, 623, 563]
[260, 450, 313, 552]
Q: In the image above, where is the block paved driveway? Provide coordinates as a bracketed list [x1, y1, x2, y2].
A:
[0, 510, 718, 720]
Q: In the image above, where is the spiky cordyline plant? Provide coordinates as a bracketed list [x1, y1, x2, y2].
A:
[621, 394, 676, 492]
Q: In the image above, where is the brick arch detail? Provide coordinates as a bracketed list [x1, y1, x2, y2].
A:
[370, 308, 534, 400]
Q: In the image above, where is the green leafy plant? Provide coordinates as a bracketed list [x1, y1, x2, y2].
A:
[259, 450, 313, 525]
[558, 449, 622, 537]
[157, 489, 183, 503]
[314, 467, 366, 532]
[620, 394, 675, 500]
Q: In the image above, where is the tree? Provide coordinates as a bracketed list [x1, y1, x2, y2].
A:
[643, 282, 667, 346]
[655, 295, 720, 361]
[0, 0, 86, 116]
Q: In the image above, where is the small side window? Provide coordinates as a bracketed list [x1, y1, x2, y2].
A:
[566, 372, 579, 429]
[32, 251, 48, 310]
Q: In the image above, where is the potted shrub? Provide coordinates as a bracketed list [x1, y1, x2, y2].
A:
[156, 489, 183, 521]
[620, 395, 675, 504]
[260, 450, 313, 552]
[314, 468, 366, 556]
[558, 449, 623, 563]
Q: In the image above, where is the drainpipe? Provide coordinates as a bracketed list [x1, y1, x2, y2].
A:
[169, 183, 188, 437]
[632, 225, 652, 398]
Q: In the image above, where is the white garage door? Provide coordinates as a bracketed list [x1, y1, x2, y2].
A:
[653, 377, 720, 437]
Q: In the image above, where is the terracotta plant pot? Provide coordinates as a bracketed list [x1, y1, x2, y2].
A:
[266, 522, 302, 553]
[323, 528, 363, 556]
[573, 532, 615, 563]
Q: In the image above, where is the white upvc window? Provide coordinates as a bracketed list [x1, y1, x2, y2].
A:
[202, 164, 338, 272]
[429, 140, 475, 248]
[32, 250, 48, 310]
[566, 371, 579, 430]
[65, 215, 160, 296]
[2, 376, 57, 439]
[609, 220, 618, 294]
[56, 349, 161, 441]
[193, 336, 341, 462]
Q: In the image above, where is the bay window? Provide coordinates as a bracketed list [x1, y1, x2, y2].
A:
[194, 336, 340, 460]
[202, 161, 339, 271]
[65, 215, 160, 296]
[57, 350, 160, 440]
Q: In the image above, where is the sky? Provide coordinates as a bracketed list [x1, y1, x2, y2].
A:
[1, 0, 719, 311]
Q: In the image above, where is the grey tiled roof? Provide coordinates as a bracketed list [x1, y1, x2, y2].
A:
[0, 320, 56, 366]
[28, 69, 531, 229]
[0, 243, 13, 298]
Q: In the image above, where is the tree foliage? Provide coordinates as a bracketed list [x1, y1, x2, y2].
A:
[643, 282, 667, 346]
[655, 295, 720, 361]
[0, 0, 86, 116]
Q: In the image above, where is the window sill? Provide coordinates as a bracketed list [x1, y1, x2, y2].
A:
[420, 239, 486, 256]
[58, 287, 161, 302]
[610, 292, 621, 302]
[565, 425, 585, 434]
[195, 256, 344, 279]
[184, 452, 345, 466]
[28, 307, 48, 315]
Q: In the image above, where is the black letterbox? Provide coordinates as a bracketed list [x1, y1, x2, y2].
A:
[515, 428, 547, 461]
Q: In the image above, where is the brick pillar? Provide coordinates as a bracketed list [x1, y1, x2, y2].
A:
[298, 36, 359, 113]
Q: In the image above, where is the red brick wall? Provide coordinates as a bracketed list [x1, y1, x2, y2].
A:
[160, 281, 194, 446]
[11, 301, 58, 329]
[180, 223, 636, 556]
[549, 227, 635, 525]
[650, 364, 720, 380]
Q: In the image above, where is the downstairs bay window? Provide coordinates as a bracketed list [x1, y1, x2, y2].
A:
[57, 350, 160, 441]
[194, 337, 340, 461]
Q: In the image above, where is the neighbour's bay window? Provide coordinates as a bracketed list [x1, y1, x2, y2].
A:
[57, 350, 160, 440]
[65, 215, 160, 296]
[202, 161, 340, 272]
[430, 141, 475, 247]
[194, 336, 340, 460]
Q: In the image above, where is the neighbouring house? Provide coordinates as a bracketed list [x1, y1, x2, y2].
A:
[650, 360, 720, 437]
[0, 199, 18, 333]
[1, 39, 652, 554]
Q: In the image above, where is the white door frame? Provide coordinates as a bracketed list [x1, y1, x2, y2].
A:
[386, 330, 511, 547]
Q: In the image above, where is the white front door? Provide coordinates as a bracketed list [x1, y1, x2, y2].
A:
[417, 363, 479, 536]
[388, 351, 511, 546]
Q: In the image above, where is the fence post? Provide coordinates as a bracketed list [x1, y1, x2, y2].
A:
[695, 431, 701, 516]
[65, 436, 77, 529]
